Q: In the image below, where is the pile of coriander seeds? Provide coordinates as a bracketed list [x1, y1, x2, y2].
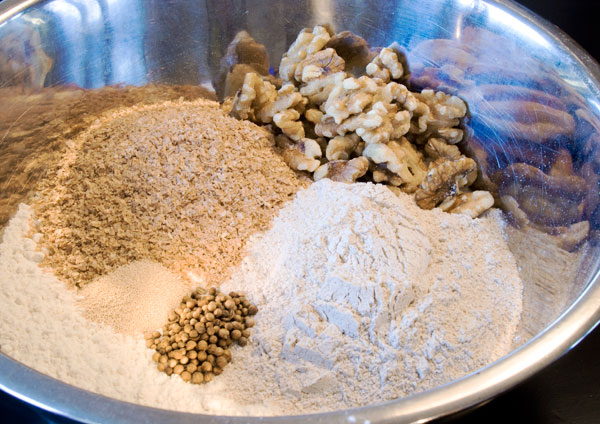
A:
[146, 287, 258, 384]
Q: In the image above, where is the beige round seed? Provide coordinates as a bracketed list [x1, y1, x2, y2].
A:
[238, 337, 248, 346]
[201, 361, 212, 373]
[218, 328, 229, 339]
[231, 329, 242, 340]
[168, 358, 178, 368]
[186, 340, 196, 350]
[245, 317, 255, 328]
[187, 350, 198, 359]
[216, 356, 228, 369]
[157, 362, 166, 372]
[197, 340, 208, 351]
[187, 363, 198, 373]
[197, 351, 207, 362]
[204, 372, 214, 383]
[192, 372, 204, 384]
[174, 364, 184, 375]
[181, 371, 192, 382]
[180, 356, 189, 365]
[152, 352, 161, 362]
[209, 335, 218, 344]
[248, 305, 258, 315]
[165, 367, 173, 376]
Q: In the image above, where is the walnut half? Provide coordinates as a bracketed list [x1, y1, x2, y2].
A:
[363, 138, 427, 192]
[415, 157, 477, 209]
[276, 135, 322, 172]
[313, 157, 369, 183]
[366, 47, 404, 83]
[438, 191, 494, 218]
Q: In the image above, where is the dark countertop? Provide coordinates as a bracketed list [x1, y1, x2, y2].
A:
[1, 0, 599, 423]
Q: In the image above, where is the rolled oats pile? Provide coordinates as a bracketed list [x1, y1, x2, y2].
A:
[34, 98, 307, 286]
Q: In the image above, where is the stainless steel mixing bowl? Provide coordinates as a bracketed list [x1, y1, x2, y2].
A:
[1, 0, 599, 422]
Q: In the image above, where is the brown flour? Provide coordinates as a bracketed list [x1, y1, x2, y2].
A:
[34, 98, 307, 286]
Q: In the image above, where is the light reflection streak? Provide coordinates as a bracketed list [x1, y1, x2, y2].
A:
[486, 3, 550, 49]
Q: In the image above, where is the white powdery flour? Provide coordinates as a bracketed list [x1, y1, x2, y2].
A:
[219, 180, 523, 412]
[0, 180, 522, 416]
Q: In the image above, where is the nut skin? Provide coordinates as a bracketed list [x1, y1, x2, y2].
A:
[214, 31, 270, 99]
[325, 31, 376, 76]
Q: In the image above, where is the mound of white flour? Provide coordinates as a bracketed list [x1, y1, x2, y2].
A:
[0, 180, 522, 415]
[220, 180, 523, 411]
